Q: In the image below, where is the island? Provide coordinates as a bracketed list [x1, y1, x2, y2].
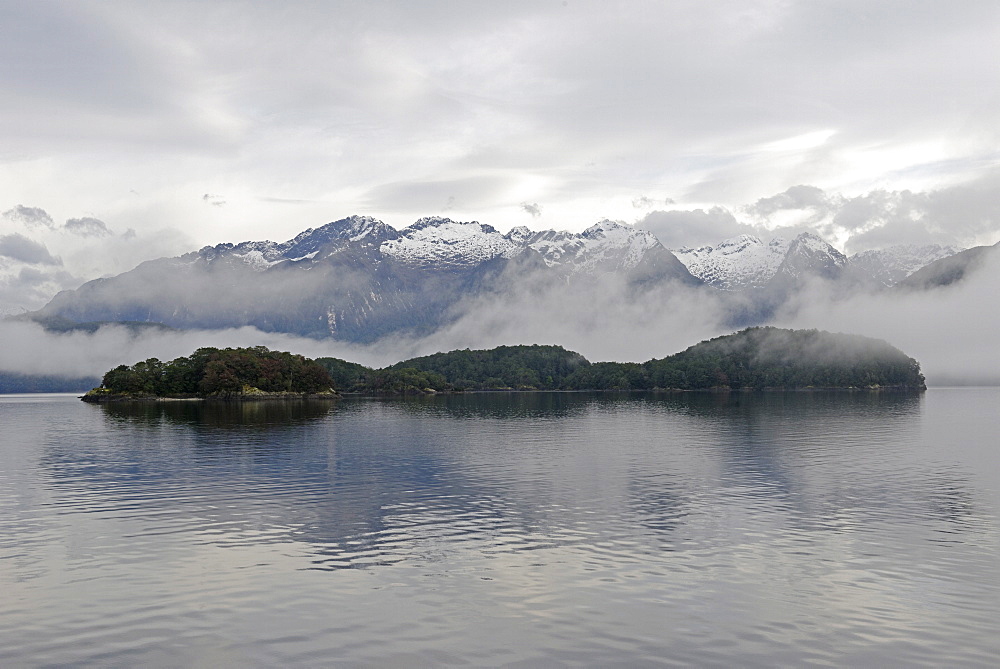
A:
[82, 328, 926, 402]
[82, 346, 338, 402]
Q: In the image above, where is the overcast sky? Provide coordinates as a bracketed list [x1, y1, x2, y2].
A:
[2, 1, 1000, 313]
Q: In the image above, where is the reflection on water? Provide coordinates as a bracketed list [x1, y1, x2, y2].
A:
[99, 397, 338, 427]
[1, 390, 998, 667]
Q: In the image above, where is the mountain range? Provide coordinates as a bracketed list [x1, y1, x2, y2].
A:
[25, 215, 996, 343]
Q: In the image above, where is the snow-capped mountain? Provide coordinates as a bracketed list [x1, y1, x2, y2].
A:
[848, 244, 963, 287]
[896, 242, 997, 290]
[771, 232, 848, 283]
[27, 213, 971, 343]
[204, 216, 670, 275]
[673, 235, 789, 290]
[674, 232, 955, 291]
[33, 215, 698, 342]
[201, 215, 399, 269]
[380, 217, 519, 268]
[513, 219, 665, 274]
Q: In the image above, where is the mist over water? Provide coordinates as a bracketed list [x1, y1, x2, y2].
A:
[2, 244, 999, 385]
[1, 390, 998, 666]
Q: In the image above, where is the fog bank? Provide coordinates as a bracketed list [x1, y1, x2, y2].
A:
[3, 248, 998, 386]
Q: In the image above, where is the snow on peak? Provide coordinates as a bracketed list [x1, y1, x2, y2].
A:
[505, 225, 533, 244]
[717, 234, 764, 252]
[522, 220, 661, 272]
[205, 239, 285, 270]
[849, 244, 964, 286]
[674, 235, 789, 290]
[380, 217, 518, 267]
[790, 231, 838, 254]
[785, 232, 847, 267]
[285, 215, 397, 253]
[582, 219, 628, 235]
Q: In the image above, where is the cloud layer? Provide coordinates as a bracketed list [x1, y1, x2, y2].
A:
[638, 172, 1000, 252]
[2, 1, 999, 250]
[3, 247, 998, 387]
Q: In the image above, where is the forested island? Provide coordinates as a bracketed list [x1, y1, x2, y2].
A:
[82, 328, 926, 402]
[82, 346, 336, 401]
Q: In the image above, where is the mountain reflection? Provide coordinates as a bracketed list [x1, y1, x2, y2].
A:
[40, 392, 985, 571]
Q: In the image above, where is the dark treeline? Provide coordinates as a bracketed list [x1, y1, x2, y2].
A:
[96, 346, 333, 397]
[314, 328, 925, 394]
[88, 328, 926, 399]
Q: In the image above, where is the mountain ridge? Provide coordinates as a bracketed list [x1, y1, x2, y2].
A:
[32, 215, 700, 342]
[24, 214, 979, 344]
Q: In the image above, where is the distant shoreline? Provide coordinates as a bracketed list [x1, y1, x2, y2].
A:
[81, 391, 340, 403]
[81, 385, 925, 403]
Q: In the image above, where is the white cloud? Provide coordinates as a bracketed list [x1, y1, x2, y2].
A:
[0, 1, 998, 249]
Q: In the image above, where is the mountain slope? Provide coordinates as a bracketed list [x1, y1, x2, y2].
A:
[673, 235, 789, 290]
[847, 244, 963, 287]
[674, 231, 960, 291]
[33, 215, 699, 342]
[895, 242, 998, 290]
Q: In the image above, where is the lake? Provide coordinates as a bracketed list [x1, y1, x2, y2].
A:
[1, 389, 998, 667]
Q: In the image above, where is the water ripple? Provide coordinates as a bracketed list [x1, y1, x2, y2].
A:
[0, 391, 998, 666]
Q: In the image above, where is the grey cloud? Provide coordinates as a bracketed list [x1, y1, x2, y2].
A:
[65, 217, 112, 237]
[659, 176, 1000, 254]
[3, 205, 55, 229]
[637, 207, 761, 249]
[203, 194, 226, 207]
[16, 267, 49, 286]
[0, 233, 61, 265]
[520, 202, 542, 218]
[0, 266, 79, 315]
[748, 185, 834, 218]
[833, 173, 1000, 253]
[0, 3, 242, 155]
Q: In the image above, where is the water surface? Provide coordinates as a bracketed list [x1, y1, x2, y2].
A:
[1, 390, 998, 666]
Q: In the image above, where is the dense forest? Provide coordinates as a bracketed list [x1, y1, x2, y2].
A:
[313, 328, 926, 394]
[85, 328, 926, 400]
[88, 346, 334, 398]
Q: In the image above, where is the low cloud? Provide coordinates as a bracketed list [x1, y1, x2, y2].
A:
[0, 321, 389, 378]
[3, 250, 999, 386]
[0, 233, 61, 265]
[64, 217, 112, 237]
[772, 250, 1000, 385]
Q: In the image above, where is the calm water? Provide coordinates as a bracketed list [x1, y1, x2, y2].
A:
[1, 390, 998, 667]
